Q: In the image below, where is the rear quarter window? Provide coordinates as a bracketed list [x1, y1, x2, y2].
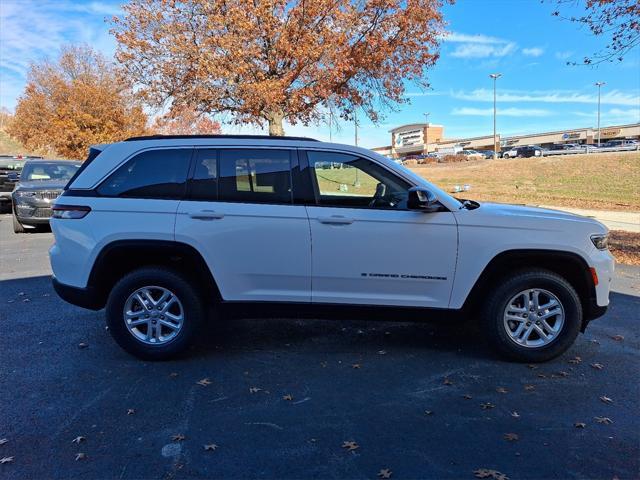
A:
[97, 149, 191, 199]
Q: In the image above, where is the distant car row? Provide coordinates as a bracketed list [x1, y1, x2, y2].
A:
[0, 155, 81, 233]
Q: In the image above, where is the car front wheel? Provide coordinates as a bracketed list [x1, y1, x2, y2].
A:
[483, 269, 582, 362]
[105, 267, 204, 360]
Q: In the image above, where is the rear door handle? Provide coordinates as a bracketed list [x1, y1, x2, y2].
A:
[317, 215, 354, 225]
[189, 210, 224, 220]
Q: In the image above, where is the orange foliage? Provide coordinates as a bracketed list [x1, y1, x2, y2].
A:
[8, 45, 148, 159]
[112, 0, 449, 135]
[152, 107, 221, 135]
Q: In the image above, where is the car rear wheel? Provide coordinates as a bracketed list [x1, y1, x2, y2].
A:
[105, 267, 204, 360]
[482, 269, 582, 362]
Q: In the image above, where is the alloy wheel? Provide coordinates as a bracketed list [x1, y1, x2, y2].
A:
[123, 286, 184, 345]
[503, 288, 565, 348]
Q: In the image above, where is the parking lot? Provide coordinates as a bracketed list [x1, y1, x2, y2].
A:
[0, 213, 639, 480]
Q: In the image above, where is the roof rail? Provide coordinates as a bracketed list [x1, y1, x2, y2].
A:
[124, 134, 319, 142]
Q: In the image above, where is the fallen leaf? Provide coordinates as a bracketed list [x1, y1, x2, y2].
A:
[527, 364, 538, 370]
[18, 292, 25, 296]
[0, 457, 13, 464]
[557, 371, 570, 378]
[443, 377, 453, 386]
[78, 342, 88, 349]
[481, 403, 495, 410]
[378, 468, 393, 479]
[524, 385, 536, 391]
[203, 444, 218, 451]
[127, 409, 135, 415]
[574, 422, 586, 429]
[424, 410, 434, 415]
[172, 434, 186, 442]
[197, 378, 212, 386]
[22, 298, 30, 303]
[599, 396, 613, 404]
[0, 439, 7, 446]
[72, 436, 85, 444]
[503, 433, 519, 441]
[463, 394, 473, 400]
[568, 356, 582, 364]
[352, 364, 362, 369]
[474, 468, 509, 480]
[283, 394, 293, 401]
[590, 363, 604, 370]
[169, 372, 179, 378]
[537, 373, 547, 378]
[595, 417, 613, 425]
[75, 453, 86, 461]
[249, 387, 262, 394]
[377, 350, 387, 355]
[611, 335, 624, 342]
[496, 387, 508, 394]
[342, 441, 359, 451]
[510, 411, 520, 418]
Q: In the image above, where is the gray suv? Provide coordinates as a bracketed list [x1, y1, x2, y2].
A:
[12, 159, 80, 233]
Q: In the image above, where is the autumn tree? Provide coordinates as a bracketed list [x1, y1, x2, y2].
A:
[112, 0, 448, 136]
[550, 0, 640, 64]
[8, 45, 148, 159]
[152, 107, 222, 135]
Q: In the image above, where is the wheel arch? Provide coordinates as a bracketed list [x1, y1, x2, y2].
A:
[87, 240, 221, 309]
[463, 249, 597, 326]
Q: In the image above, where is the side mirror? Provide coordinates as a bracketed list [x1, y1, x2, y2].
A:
[407, 187, 439, 211]
[7, 172, 19, 182]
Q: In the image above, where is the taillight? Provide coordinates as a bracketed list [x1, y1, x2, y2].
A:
[51, 205, 91, 219]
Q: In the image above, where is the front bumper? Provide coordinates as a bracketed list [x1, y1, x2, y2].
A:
[52, 276, 103, 311]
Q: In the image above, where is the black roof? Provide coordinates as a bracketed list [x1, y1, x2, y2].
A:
[124, 134, 318, 142]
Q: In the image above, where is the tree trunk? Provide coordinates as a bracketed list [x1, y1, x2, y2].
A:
[267, 111, 285, 136]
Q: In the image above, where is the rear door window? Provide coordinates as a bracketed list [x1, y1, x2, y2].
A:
[218, 149, 292, 204]
[97, 149, 191, 199]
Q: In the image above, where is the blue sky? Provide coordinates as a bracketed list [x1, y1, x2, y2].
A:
[1, 0, 639, 148]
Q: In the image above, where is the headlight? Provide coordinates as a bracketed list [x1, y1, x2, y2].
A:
[590, 233, 609, 250]
[14, 191, 36, 198]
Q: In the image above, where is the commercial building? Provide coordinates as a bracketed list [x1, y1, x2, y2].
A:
[372, 122, 640, 159]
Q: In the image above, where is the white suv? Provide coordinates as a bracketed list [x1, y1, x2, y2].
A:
[49, 135, 614, 362]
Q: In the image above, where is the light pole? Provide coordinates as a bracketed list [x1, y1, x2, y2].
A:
[489, 73, 502, 159]
[423, 112, 430, 154]
[328, 110, 333, 142]
[595, 81, 605, 147]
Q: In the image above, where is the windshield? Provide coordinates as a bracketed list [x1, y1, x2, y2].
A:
[0, 159, 25, 170]
[21, 162, 80, 181]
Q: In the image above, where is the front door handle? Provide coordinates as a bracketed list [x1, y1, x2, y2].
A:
[189, 210, 224, 220]
[317, 215, 354, 225]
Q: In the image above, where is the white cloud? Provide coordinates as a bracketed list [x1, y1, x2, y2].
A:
[452, 107, 552, 117]
[0, 0, 120, 110]
[522, 47, 544, 57]
[555, 50, 573, 60]
[573, 108, 640, 124]
[443, 31, 518, 59]
[451, 88, 640, 106]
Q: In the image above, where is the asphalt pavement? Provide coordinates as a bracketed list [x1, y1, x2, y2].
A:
[0, 214, 638, 480]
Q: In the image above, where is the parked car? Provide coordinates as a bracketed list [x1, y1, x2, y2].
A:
[0, 155, 26, 213]
[502, 146, 544, 159]
[12, 159, 81, 233]
[50, 135, 613, 362]
[476, 150, 496, 159]
[460, 149, 484, 160]
[600, 139, 639, 149]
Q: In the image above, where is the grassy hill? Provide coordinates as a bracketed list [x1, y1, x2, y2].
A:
[410, 151, 640, 211]
[0, 129, 28, 156]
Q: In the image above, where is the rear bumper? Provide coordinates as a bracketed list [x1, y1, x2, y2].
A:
[52, 276, 103, 311]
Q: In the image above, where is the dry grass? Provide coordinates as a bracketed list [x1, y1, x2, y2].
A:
[409, 151, 640, 211]
[609, 230, 640, 266]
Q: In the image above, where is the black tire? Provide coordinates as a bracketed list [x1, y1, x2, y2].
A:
[105, 267, 204, 360]
[482, 269, 582, 362]
[12, 212, 25, 233]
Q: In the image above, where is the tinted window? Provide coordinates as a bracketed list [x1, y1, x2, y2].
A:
[307, 151, 410, 209]
[218, 149, 292, 204]
[189, 149, 217, 200]
[21, 162, 79, 181]
[97, 149, 191, 199]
